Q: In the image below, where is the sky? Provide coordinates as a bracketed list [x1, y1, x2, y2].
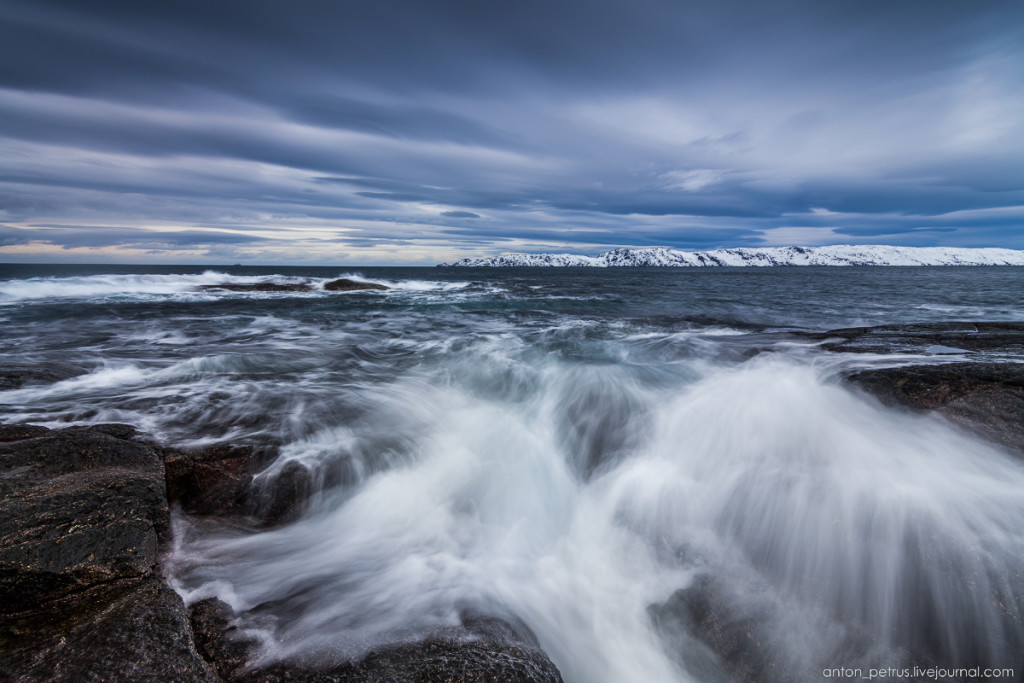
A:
[0, 0, 1022, 265]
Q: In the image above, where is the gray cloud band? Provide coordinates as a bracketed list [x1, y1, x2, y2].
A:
[0, 0, 1022, 260]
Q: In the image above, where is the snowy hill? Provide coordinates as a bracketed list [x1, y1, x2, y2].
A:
[440, 245, 1024, 267]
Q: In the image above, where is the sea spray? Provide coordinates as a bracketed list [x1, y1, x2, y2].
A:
[5, 265, 1024, 681]
[170, 354, 1024, 681]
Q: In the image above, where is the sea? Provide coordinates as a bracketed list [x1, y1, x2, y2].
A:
[2, 263, 1024, 682]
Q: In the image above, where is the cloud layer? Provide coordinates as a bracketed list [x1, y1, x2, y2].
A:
[1, 0, 1022, 263]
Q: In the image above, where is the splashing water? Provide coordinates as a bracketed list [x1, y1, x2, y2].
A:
[4, 265, 1024, 681]
[169, 353, 1024, 682]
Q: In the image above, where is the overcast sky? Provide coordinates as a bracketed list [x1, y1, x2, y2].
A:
[1, 0, 1022, 264]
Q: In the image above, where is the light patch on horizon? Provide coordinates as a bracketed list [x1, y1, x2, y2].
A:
[0, 236, 478, 266]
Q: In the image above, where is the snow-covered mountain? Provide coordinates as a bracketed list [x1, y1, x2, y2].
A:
[440, 245, 1024, 267]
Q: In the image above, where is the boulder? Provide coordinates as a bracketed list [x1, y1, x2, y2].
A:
[323, 278, 388, 292]
[164, 444, 312, 527]
[0, 423, 215, 681]
[164, 443, 271, 518]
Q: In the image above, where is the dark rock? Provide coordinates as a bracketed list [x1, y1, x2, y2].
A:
[164, 443, 270, 518]
[0, 362, 86, 391]
[198, 282, 313, 292]
[0, 425, 169, 613]
[0, 423, 215, 681]
[651, 576, 913, 683]
[0, 424, 50, 443]
[164, 444, 311, 527]
[650, 577, 781, 683]
[0, 424, 161, 492]
[0, 470, 163, 612]
[323, 278, 388, 292]
[845, 362, 1024, 457]
[815, 321, 1024, 355]
[253, 460, 314, 527]
[190, 597, 261, 680]
[2, 577, 218, 681]
[314, 630, 564, 683]
[190, 600, 563, 683]
[1, 423, 565, 681]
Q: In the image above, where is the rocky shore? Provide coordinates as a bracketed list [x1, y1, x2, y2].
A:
[0, 424, 217, 681]
[823, 322, 1024, 458]
[3, 321, 1022, 681]
[0, 424, 562, 682]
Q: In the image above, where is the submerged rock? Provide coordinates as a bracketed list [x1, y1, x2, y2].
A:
[0, 362, 86, 391]
[323, 278, 388, 291]
[198, 282, 314, 292]
[0, 423, 215, 680]
[189, 599, 564, 682]
[650, 577, 783, 683]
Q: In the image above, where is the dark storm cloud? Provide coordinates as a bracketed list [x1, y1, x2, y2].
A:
[1, 0, 1022, 262]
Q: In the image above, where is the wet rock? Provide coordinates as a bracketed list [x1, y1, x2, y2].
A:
[1, 423, 563, 681]
[845, 362, 1024, 457]
[317, 630, 565, 683]
[0, 425, 168, 610]
[198, 282, 314, 292]
[190, 601, 564, 683]
[651, 576, 916, 683]
[164, 443, 271, 518]
[254, 460, 314, 527]
[323, 278, 388, 292]
[190, 597, 261, 680]
[0, 423, 215, 681]
[164, 444, 312, 527]
[3, 577, 218, 681]
[815, 321, 1024, 355]
[0, 362, 86, 390]
[650, 577, 781, 683]
[0, 424, 51, 443]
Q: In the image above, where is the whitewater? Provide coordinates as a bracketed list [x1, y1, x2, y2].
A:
[2, 263, 1024, 682]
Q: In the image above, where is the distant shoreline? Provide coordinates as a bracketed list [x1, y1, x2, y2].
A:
[440, 245, 1024, 267]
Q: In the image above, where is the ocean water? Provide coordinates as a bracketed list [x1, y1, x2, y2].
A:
[2, 264, 1024, 682]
